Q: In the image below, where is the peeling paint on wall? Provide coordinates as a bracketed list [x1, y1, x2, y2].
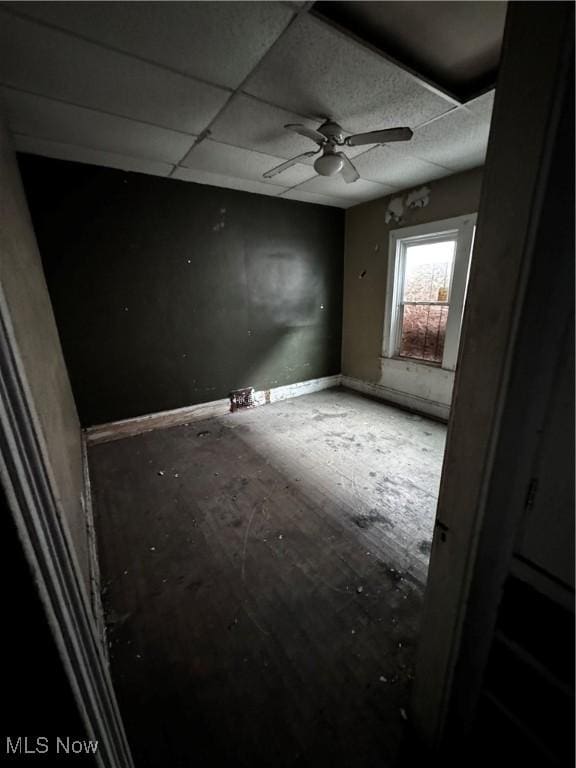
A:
[385, 196, 405, 224]
[384, 185, 432, 225]
[406, 185, 431, 209]
[341, 166, 484, 411]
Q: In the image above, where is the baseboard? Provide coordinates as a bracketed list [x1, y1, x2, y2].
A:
[252, 374, 342, 406]
[81, 433, 107, 663]
[341, 375, 450, 422]
[86, 374, 343, 446]
[86, 398, 230, 445]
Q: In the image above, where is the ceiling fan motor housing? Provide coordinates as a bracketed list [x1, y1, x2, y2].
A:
[318, 120, 345, 144]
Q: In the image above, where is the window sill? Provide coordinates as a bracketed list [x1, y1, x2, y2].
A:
[381, 354, 450, 371]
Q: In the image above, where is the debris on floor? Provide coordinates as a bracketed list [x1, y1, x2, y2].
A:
[89, 389, 440, 766]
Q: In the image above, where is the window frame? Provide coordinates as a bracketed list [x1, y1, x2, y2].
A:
[382, 214, 477, 371]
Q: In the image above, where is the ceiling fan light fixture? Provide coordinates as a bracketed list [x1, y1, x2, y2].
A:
[265, 121, 413, 183]
[314, 153, 344, 176]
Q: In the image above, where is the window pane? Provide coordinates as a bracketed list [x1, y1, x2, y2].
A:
[399, 304, 449, 363]
[403, 240, 456, 302]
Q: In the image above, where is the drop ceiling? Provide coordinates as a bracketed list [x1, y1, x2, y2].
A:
[0, 1, 503, 209]
[313, 1, 506, 101]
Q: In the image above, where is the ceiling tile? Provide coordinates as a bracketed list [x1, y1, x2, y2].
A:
[243, 14, 455, 135]
[296, 174, 392, 202]
[1, 88, 194, 164]
[210, 94, 369, 166]
[0, 10, 228, 134]
[464, 89, 495, 117]
[312, 2, 505, 102]
[353, 145, 451, 188]
[13, 134, 173, 177]
[210, 94, 319, 160]
[180, 139, 316, 188]
[6, 2, 295, 90]
[279, 189, 348, 208]
[392, 102, 492, 170]
[172, 167, 286, 198]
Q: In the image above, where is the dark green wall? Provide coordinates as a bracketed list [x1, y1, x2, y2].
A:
[18, 155, 344, 427]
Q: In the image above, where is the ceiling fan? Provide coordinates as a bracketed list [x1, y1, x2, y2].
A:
[263, 120, 413, 183]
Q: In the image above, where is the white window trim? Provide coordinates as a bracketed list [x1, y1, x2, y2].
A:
[382, 213, 477, 371]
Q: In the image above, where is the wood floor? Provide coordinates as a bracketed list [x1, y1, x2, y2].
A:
[89, 389, 446, 767]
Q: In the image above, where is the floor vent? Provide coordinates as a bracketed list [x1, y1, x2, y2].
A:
[229, 387, 255, 412]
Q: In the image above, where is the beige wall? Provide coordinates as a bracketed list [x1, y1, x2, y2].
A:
[0, 113, 89, 589]
[342, 167, 484, 416]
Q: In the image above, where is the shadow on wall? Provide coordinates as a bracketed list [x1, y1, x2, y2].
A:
[247, 249, 328, 328]
[17, 154, 345, 426]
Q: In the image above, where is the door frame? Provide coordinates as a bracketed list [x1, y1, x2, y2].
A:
[0, 283, 134, 768]
[411, 0, 574, 750]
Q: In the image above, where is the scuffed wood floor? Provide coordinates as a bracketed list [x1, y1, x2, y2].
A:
[89, 389, 446, 767]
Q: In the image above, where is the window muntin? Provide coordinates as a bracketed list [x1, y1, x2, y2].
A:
[398, 238, 456, 364]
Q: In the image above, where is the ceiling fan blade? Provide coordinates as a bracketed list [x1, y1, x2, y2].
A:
[263, 150, 319, 179]
[284, 123, 326, 145]
[340, 154, 360, 184]
[346, 127, 414, 147]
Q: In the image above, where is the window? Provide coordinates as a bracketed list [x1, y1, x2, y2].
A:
[383, 215, 476, 371]
[398, 237, 455, 363]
